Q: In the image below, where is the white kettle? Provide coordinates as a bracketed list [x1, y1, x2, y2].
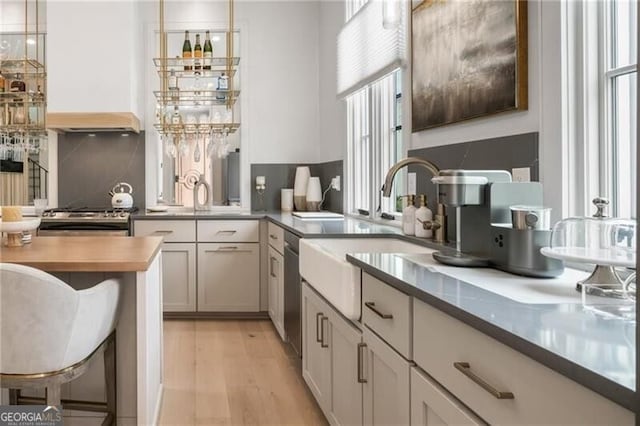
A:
[110, 182, 134, 209]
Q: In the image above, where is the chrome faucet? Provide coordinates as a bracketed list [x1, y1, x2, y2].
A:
[381, 157, 447, 243]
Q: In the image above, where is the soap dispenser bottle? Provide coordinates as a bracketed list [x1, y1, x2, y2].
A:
[415, 195, 433, 238]
[402, 195, 416, 236]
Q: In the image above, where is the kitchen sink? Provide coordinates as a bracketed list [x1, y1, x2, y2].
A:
[299, 238, 433, 319]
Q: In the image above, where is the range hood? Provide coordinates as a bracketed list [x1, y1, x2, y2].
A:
[47, 112, 141, 133]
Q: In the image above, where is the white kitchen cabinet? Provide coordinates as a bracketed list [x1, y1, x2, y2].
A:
[134, 220, 197, 312]
[161, 243, 197, 312]
[302, 282, 331, 414]
[197, 243, 260, 312]
[302, 282, 365, 425]
[362, 327, 410, 426]
[411, 367, 486, 426]
[327, 307, 364, 426]
[413, 298, 634, 425]
[268, 245, 285, 339]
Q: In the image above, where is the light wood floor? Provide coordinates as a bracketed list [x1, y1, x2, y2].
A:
[158, 319, 328, 426]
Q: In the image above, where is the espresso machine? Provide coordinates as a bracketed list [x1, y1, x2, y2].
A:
[431, 170, 564, 278]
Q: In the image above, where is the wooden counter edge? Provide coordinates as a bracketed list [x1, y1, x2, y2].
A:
[0, 236, 164, 273]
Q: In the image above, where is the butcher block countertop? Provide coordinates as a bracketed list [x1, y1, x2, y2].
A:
[0, 236, 163, 272]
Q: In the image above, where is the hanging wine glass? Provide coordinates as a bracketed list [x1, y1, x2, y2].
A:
[179, 133, 190, 157]
[193, 130, 201, 163]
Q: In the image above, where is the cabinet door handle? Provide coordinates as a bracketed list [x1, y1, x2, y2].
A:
[316, 313, 323, 343]
[364, 302, 393, 319]
[152, 230, 173, 235]
[205, 247, 252, 253]
[270, 256, 277, 278]
[453, 362, 514, 400]
[269, 234, 278, 240]
[357, 343, 367, 383]
[320, 316, 329, 348]
[216, 230, 237, 234]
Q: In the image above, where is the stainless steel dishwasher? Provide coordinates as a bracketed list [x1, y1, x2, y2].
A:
[283, 231, 302, 358]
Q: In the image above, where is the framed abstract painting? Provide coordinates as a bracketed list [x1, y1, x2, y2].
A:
[411, 0, 528, 131]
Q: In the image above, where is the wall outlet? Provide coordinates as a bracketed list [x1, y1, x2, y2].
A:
[512, 167, 531, 183]
[331, 176, 341, 191]
[408, 172, 417, 194]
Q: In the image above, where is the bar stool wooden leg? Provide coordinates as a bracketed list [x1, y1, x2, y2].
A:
[46, 385, 61, 406]
[103, 334, 117, 426]
[9, 389, 19, 405]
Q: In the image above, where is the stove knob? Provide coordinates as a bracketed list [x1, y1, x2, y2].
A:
[50, 212, 56, 217]
[120, 212, 127, 217]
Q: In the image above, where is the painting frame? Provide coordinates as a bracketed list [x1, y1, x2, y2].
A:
[411, 0, 528, 132]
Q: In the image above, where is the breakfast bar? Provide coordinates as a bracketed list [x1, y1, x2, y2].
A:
[0, 236, 164, 425]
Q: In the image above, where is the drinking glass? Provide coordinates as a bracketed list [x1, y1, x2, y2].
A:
[33, 199, 48, 217]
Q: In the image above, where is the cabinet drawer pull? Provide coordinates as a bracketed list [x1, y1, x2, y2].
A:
[216, 230, 237, 234]
[454, 362, 514, 400]
[316, 313, 323, 343]
[269, 234, 278, 240]
[152, 230, 174, 235]
[364, 302, 393, 319]
[205, 247, 252, 253]
[320, 316, 329, 348]
[357, 343, 367, 383]
[269, 256, 277, 278]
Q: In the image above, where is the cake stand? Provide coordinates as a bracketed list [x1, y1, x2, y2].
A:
[0, 218, 41, 247]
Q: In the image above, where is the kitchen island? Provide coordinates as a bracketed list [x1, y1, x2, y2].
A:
[0, 236, 164, 425]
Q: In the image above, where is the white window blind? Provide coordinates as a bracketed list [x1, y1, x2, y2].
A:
[337, 0, 406, 98]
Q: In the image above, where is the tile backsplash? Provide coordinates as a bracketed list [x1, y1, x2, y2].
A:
[251, 160, 343, 213]
[58, 132, 146, 209]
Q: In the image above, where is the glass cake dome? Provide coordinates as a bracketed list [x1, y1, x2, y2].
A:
[541, 197, 636, 298]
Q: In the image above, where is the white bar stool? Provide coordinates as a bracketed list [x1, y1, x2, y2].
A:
[0, 263, 121, 425]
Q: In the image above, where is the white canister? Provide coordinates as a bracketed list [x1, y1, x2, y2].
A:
[281, 189, 294, 212]
[293, 166, 311, 211]
[306, 177, 322, 211]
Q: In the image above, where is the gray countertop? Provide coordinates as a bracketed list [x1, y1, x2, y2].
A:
[134, 210, 448, 247]
[347, 252, 636, 411]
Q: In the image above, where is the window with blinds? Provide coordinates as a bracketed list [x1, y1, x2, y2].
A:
[347, 70, 403, 217]
[338, 0, 406, 98]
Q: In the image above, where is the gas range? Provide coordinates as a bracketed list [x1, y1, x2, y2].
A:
[41, 207, 138, 223]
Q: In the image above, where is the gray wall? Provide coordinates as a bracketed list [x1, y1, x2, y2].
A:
[58, 132, 146, 209]
[251, 160, 343, 213]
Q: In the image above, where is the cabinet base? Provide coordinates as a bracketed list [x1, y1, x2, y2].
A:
[163, 311, 270, 320]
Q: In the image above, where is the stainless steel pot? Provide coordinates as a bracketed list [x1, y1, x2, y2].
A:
[510, 205, 551, 230]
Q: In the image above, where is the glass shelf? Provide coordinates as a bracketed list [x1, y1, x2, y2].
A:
[156, 68, 236, 79]
[154, 122, 240, 135]
[153, 90, 239, 106]
[153, 57, 240, 69]
[0, 58, 46, 72]
[0, 92, 45, 103]
[0, 124, 48, 135]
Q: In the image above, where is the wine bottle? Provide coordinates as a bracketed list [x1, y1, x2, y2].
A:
[171, 106, 182, 125]
[194, 33, 202, 74]
[168, 69, 179, 102]
[182, 30, 192, 71]
[203, 31, 213, 70]
[216, 73, 229, 100]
